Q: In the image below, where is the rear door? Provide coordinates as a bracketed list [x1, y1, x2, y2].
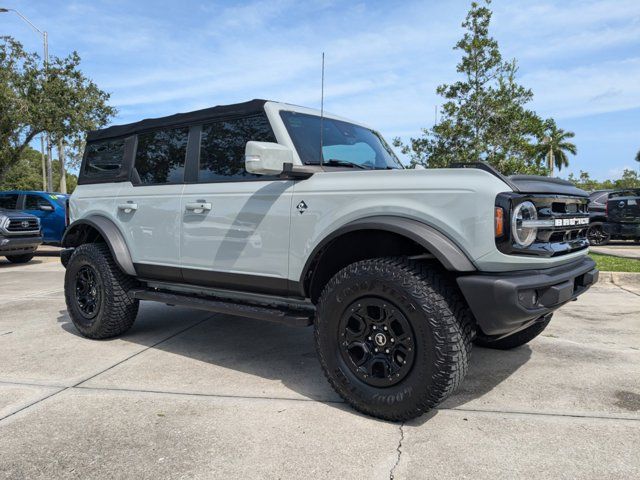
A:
[180, 115, 294, 295]
[115, 127, 188, 279]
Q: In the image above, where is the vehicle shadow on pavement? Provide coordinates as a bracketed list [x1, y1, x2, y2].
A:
[57, 304, 532, 425]
[0, 259, 46, 269]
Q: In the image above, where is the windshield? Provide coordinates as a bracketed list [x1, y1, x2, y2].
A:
[280, 111, 403, 170]
[610, 189, 640, 198]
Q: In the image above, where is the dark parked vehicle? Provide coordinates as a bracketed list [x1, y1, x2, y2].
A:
[587, 190, 613, 245]
[0, 191, 69, 245]
[604, 189, 640, 243]
[0, 208, 42, 263]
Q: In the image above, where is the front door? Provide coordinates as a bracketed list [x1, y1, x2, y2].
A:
[115, 126, 189, 279]
[22, 193, 60, 243]
[180, 115, 293, 296]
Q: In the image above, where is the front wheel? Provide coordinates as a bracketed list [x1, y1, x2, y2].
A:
[64, 243, 139, 339]
[5, 253, 35, 264]
[587, 223, 610, 246]
[315, 258, 473, 421]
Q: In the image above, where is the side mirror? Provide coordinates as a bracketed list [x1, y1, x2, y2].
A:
[39, 204, 54, 212]
[245, 141, 293, 175]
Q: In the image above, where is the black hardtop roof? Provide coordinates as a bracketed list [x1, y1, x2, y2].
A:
[87, 99, 268, 142]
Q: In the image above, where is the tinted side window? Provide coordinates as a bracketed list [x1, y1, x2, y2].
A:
[84, 139, 125, 177]
[199, 115, 276, 182]
[25, 195, 53, 210]
[0, 194, 19, 209]
[134, 127, 189, 185]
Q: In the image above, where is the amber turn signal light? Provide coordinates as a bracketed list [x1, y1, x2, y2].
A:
[495, 207, 504, 237]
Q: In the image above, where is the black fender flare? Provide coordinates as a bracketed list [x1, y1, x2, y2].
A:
[62, 216, 136, 276]
[299, 215, 476, 287]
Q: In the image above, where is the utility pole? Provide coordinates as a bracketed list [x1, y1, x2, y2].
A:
[1, 8, 52, 191]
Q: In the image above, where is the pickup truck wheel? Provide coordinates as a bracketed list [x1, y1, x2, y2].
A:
[587, 223, 610, 246]
[64, 243, 139, 339]
[5, 253, 35, 264]
[474, 315, 552, 350]
[315, 257, 473, 421]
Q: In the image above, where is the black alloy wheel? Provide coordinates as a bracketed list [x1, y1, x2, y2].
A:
[587, 223, 610, 246]
[75, 265, 102, 319]
[338, 298, 415, 387]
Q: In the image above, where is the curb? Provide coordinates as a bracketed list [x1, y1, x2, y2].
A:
[599, 271, 640, 295]
[590, 248, 640, 261]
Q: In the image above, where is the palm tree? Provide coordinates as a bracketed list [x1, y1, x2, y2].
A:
[636, 149, 640, 164]
[536, 120, 577, 177]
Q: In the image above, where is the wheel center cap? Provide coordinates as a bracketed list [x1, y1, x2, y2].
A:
[374, 332, 387, 347]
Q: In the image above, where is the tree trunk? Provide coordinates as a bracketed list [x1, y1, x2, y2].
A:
[58, 138, 67, 194]
[548, 146, 554, 177]
[40, 135, 47, 191]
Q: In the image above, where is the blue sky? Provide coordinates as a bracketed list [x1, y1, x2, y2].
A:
[2, 0, 639, 180]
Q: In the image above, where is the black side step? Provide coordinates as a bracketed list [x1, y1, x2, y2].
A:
[129, 289, 314, 327]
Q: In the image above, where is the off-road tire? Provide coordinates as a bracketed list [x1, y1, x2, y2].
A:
[315, 257, 474, 421]
[5, 253, 35, 264]
[474, 315, 552, 350]
[64, 243, 139, 339]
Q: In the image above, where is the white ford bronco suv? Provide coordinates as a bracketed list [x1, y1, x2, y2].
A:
[61, 99, 598, 421]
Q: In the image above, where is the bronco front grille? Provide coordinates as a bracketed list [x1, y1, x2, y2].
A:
[496, 193, 590, 257]
[5, 218, 40, 234]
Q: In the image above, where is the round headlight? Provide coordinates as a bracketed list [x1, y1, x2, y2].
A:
[511, 201, 538, 247]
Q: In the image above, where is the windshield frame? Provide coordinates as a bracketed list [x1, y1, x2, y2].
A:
[279, 110, 403, 170]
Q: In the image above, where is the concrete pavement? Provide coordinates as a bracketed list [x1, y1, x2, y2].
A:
[0, 252, 639, 479]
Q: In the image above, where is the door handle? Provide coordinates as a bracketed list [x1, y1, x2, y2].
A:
[118, 203, 138, 213]
[185, 202, 212, 214]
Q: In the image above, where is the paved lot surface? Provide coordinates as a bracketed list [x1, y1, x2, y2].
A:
[1, 252, 639, 479]
[591, 241, 640, 260]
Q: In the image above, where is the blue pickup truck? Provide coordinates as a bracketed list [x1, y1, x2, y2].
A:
[0, 191, 68, 245]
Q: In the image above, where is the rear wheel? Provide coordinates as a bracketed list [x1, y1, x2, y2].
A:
[474, 315, 552, 350]
[64, 243, 139, 339]
[5, 253, 35, 264]
[315, 257, 473, 421]
[587, 223, 610, 246]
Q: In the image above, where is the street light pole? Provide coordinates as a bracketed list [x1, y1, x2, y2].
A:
[0, 8, 52, 192]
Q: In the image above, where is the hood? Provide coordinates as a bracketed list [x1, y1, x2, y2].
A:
[0, 209, 38, 219]
[508, 175, 588, 197]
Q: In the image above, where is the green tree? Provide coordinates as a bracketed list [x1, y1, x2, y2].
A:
[635, 149, 640, 165]
[394, 0, 549, 175]
[0, 146, 77, 192]
[614, 169, 640, 189]
[534, 119, 577, 176]
[0, 36, 115, 184]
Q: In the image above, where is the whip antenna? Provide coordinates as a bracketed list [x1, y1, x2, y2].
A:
[319, 52, 325, 166]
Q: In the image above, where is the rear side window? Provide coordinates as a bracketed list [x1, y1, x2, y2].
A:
[592, 193, 608, 205]
[84, 139, 125, 178]
[134, 127, 189, 185]
[0, 194, 19, 209]
[198, 114, 276, 182]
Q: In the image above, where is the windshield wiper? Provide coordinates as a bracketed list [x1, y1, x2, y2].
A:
[324, 159, 369, 169]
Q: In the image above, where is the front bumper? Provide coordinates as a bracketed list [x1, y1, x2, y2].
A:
[457, 256, 598, 337]
[0, 235, 43, 256]
[603, 222, 640, 238]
